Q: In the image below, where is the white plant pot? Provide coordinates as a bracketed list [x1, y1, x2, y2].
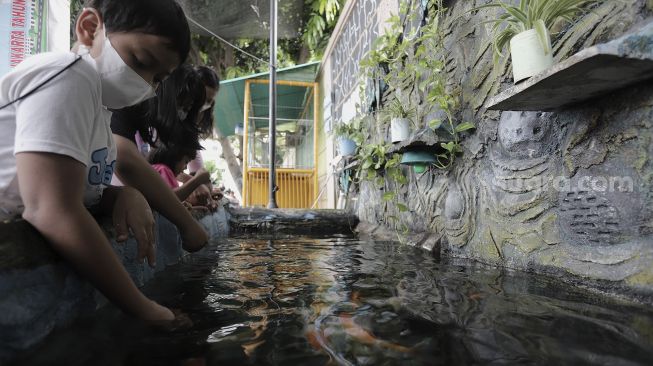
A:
[391, 117, 411, 143]
[510, 28, 554, 84]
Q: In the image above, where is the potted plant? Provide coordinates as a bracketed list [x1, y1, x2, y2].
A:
[386, 99, 415, 143]
[332, 117, 363, 156]
[476, 0, 599, 83]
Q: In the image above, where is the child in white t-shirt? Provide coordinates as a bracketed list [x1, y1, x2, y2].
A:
[0, 0, 206, 323]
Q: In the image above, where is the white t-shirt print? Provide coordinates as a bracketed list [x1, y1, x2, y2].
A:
[0, 52, 117, 219]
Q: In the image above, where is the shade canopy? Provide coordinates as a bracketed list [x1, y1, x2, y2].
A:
[178, 0, 304, 39]
[214, 61, 320, 136]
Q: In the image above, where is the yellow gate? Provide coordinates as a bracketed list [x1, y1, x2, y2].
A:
[241, 79, 318, 208]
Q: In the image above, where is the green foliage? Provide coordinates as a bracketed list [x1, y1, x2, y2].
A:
[69, 0, 84, 45]
[362, 0, 475, 170]
[354, 141, 410, 237]
[359, 13, 404, 78]
[331, 117, 365, 145]
[473, 0, 600, 61]
[204, 160, 223, 184]
[354, 142, 407, 186]
[302, 0, 345, 57]
[385, 98, 415, 119]
[221, 38, 302, 79]
[70, 0, 344, 79]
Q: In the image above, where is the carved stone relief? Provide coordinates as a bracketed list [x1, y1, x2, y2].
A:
[443, 166, 477, 247]
[337, 0, 653, 294]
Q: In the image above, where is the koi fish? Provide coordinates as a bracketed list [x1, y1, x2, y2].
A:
[306, 291, 413, 358]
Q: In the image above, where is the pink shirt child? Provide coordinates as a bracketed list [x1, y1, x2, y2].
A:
[152, 164, 179, 189]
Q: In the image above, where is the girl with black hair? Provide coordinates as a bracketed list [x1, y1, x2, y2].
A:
[148, 144, 211, 202]
[177, 66, 221, 211]
[110, 64, 210, 258]
[186, 66, 220, 174]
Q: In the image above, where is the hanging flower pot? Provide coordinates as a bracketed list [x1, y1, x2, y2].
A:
[400, 150, 436, 173]
[510, 28, 554, 83]
[390, 117, 411, 143]
[338, 137, 357, 156]
[473, 1, 599, 84]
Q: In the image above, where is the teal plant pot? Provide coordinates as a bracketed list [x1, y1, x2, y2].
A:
[401, 151, 436, 173]
[338, 138, 357, 156]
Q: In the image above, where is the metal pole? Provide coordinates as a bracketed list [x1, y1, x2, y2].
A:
[267, 0, 279, 208]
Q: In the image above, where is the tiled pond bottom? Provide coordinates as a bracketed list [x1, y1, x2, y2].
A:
[11, 237, 653, 365]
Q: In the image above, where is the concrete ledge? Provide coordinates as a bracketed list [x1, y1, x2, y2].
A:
[355, 221, 441, 255]
[487, 22, 653, 111]
[0, 220, 59, 270]
[229, 207, 359, 235]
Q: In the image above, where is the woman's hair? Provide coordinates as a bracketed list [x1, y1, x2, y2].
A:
[195, 66, 220, 138]
[83, 0, 191, 63]
[196, 66, 220, 89]
[141, 64, 205, 150]
[148, 143, 197, 170]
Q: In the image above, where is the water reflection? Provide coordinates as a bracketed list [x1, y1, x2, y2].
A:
[11, 237, 653, 366]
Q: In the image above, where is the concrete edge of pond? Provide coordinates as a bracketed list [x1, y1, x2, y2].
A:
[355, 221, 653, 306]
[227, 207, 360, 236]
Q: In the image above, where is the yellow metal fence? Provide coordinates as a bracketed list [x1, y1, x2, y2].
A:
[246, 168, 316, 208]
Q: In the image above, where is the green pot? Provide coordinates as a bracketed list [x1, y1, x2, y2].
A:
[400, 151, 435, 173]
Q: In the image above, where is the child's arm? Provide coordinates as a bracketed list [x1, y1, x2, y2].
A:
[16, 152, 173, 321]
[174, 170, 211, 202]
[99, 186, 156, 267]
[113, 135, 207, 252]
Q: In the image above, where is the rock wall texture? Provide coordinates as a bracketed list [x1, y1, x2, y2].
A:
[353, 0, 653, 298]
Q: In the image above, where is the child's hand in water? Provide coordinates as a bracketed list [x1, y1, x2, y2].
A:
[188, 184, 211, 207]
[145, 304, 194, 331]
[141, 300, 175, 322]
[112, 187, 157, 267]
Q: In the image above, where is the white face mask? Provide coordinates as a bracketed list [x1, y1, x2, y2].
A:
[79, 27, 156, 109]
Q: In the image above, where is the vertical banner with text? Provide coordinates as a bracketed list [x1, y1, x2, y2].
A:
[0, 0, 48, 76]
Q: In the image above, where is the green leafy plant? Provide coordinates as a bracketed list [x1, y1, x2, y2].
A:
[386, 98, 416, 119]
[331, 117, 364, 145]
[411, 1, 475, 169]
[359, 13, 404, 76]
[303, 0, 346, 57]
[474, 0, 600, 61]
[356, 143, 392, 184]
[354, 142, 410, 238]
[359, 0, 477, 171]
[359, 0, 417, 93]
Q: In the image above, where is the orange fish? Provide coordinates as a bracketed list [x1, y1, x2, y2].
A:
[306, 291, 412, 356]
[338, 315, 412, 353]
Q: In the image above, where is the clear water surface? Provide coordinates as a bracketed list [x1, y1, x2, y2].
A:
[12, 236, 653, 365]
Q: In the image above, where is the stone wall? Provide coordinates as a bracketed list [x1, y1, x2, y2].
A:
[351, 0, 653, 298]
[0, 208, 229, 361]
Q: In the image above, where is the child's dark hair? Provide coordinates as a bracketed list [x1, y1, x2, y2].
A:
[148, 143, 197, 170]
[196, 66, 220, 90]
[141, 64, 205, 150]
[196, 66, 220, 138]
[83, 0, 191, 62]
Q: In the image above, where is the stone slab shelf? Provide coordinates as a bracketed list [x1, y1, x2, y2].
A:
[388, 128, 441, 154]
[487, 22, 653, 112]
[228, 207, 359, 235]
